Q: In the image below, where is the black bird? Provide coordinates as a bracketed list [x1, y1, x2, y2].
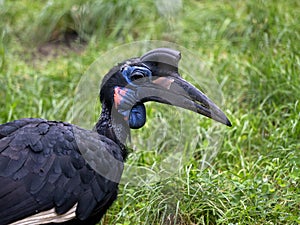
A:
[0, 48, 231, 225]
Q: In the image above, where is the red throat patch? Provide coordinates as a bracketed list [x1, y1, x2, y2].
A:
[114, 87, 127, 109]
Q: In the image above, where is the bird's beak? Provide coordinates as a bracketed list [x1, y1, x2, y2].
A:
[135, 75, 232, 127]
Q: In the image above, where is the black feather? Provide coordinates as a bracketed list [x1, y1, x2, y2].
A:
[55, 193, 77, 215]
[76, 191, 97, 220]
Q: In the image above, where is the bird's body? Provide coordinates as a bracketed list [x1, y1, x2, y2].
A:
[0, 118, 122, 225]
[0, 48, 231, 224]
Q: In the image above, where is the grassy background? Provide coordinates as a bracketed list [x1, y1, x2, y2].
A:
[0, 0, 299, 224]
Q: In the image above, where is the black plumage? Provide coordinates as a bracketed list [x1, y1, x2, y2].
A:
[0, 118, 121, 225]
[0, 48, 231, 225]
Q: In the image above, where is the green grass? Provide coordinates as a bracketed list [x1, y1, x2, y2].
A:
[1, 0, 299, 224]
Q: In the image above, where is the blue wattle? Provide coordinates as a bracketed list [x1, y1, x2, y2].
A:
[128, 103, 146, 129]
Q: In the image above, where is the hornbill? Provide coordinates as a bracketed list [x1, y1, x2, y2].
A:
[0, 48, 231, 225]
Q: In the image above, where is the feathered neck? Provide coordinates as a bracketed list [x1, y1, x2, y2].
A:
[94, 102, 129, 159]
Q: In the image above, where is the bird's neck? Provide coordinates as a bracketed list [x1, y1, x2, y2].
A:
[94, 102, 129, 159]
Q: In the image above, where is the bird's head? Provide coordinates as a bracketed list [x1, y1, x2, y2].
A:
[100, 48, 231, 131]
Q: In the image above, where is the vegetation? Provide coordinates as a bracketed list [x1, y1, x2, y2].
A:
[0, 0, 299, 224]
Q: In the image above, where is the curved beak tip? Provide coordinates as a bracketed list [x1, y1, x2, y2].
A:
[212, 113, 232, 127]
[212, 109, 232, 127]
[225, 118, 232, 127]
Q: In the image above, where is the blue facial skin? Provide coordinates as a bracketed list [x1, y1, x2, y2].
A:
[121, 65, 152, 86]
[128, 103, 146, 129]
[115, 65, 151, 129]
[114, 86, 146, 129]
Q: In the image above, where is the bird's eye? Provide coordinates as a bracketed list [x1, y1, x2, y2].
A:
[122, 65, 152, 86]
[130, 71, 145, 81]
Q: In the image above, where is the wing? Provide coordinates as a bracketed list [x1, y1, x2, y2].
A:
[0, 118, 124, 225]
